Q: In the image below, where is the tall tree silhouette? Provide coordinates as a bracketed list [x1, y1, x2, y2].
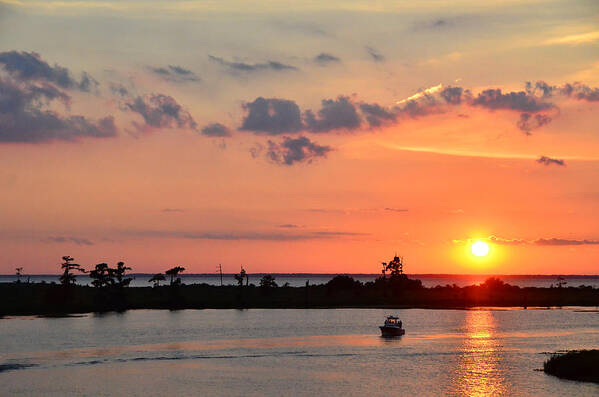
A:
[59, 256, 85, 286]
[114, 261, 132, 287]
[89, 263, 113, 288]
[234, 266, 247, 287]
[149, 273, 165, 287]
[381, 255, 404, 276]
[165, 266, 185, 286]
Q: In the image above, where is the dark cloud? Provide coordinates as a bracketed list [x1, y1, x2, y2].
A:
[278, 224, 298, 228]
[241, 97, 303, 135]
[209, 55, 297, 73]
[534, 238, 599, 246]
[314, 53, 340, 65]
[149, 65, 200, 82]
[517, 113, 552, 134]
[398, 96, 440, 118]
[0, 51, 97, 92]
[359, 103, 397, 127]
[536, 156, 566, 166]
[304, 96, 361, 132]
[560, 82, 599, 102]
[266, 136, 332, 165]
[525, 81, 554, 98]
[440, 86, 467, 104]
[365, 46, 385, 62]
[126, 94, 197, 130]
[46, 236, 94, 246]
[109, 83, 129, 97]
[201, 122, 231, 137]
[472, 89, 553, 112]
[0, 77, 117, 143]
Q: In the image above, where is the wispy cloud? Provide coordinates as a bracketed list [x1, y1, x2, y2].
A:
[544, 31, 599, 46]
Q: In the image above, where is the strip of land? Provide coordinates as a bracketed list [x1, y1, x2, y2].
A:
[1, 276, 598, 315]
[544, 350, 599, 383]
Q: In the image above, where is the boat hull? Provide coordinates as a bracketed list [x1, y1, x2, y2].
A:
[379, 326, 405, 337]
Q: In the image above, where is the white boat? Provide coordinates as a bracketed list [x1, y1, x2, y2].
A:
[379, 315, 405, 337]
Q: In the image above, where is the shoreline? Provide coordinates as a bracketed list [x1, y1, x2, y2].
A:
[2, 278, 598, 316]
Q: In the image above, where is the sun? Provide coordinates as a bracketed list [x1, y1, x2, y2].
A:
[471, 241, 490, 257]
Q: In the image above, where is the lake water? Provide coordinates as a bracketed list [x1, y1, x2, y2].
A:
[1, 308, 598, 396]
[3, 274, 599, 288]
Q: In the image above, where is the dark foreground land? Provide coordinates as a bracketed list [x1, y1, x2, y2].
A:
[544, 350, 599, 383]
[1, 276, 598, 316]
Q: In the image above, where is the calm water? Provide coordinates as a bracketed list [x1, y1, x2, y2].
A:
[3, 274, 599, 288]
[1, 308, 598, 396]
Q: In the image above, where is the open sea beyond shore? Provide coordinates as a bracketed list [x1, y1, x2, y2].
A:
[2, 274, 599, 288]
[1, 308, 598, 396]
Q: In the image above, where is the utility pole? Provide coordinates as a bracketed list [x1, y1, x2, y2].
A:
[218, 264, 223, 286]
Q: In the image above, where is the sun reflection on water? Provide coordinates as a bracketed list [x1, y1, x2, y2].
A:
[453, 310, 507, 396]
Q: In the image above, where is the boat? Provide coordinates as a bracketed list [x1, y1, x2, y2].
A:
[379, 315, 405, 337]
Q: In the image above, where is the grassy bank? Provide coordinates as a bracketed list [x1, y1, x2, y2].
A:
[1, 276, 598, 315]
[544, 350, 599, 383]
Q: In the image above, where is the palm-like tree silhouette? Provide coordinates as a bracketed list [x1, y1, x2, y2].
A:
[165, 266, 185, 286]
[148, 273, 166, 287]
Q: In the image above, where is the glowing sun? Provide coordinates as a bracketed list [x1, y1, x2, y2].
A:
[471, 241, 490, 257]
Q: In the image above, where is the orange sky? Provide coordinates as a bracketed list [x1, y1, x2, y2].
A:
[0, 0, 598, 274]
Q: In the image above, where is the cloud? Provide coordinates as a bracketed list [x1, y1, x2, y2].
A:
[149, 65, 200, 82]
[365, 46, 385, 62]
[201, 123, 231, 137]
[396, 83, 444, 104]
[240, 97, 303, 135]
[359, 103, 397, 127]
[162, 208, 185, 213]
[472, 89, 554, 112]
[517, 113, 552, 134]
[46, 236, 94, 246]
[440, 86, 468, 104]
[454, 235, 599, 247]
[536, 156, 566, 166]
[109, 82, 130, 97]
[314, 53, 340, 65]
[384, 208, 409, 213]
[0, 51, 97, 92]
[209, 55, 297, 73]
[278, 224, 299, 228]
[544, 31, 599, 46]
[0, 77, 117, 143]
[304, 96, 361, 133]
[130, 229, 366, 241]
[560, 83, 599, 102]
[534, 238, 599, 246]
[126, 94, 197, 131]
[266, 136, 332, 165]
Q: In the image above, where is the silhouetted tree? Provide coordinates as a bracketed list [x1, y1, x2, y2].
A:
[59, 256, 86, 286]
[326, 275, 362, 290]
[114, 261, 132, 287]
[149, 273, 165, 287]
[15, 267, 23, 283]
[382, 255, 404, 276]
[234, 267, 247, 287]
[259, 275, 278, 289]
[166, 266, 185, 286]
[89, 263, 113, 288]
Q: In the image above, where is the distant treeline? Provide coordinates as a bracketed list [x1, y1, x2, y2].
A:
[1, 256, 598, 315]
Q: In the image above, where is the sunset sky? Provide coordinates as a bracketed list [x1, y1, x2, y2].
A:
[1, 0, 598, 274]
